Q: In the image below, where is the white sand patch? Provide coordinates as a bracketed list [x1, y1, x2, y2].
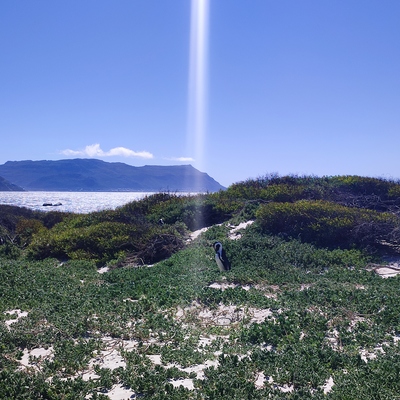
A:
[255, 371, 266, 389]
[266, 376, 294, 393]
[189, 225, 219, 240]
[175, 307, 185, 319]
[208, 282, 237, 290]
[374, 267, 400, 278]
[88, 384, 136, 400]
[198, 335, 219, 348]
[198, 304, 245, 326]
[322, 376, 334, 394]
[146, 353, 220, 384]
[106, 384, 136, 400]
[123, 298, 138, 303]
[258, 343, 274, 352]
[181, 359, 219, 380]
[368, 260, 400, 278]
[80, 336, 139, 381]
[82, 349, 126, 381]
[99, 349, 125, 369]
[360, 346, 385, 362]
[18, 347, 54, 371]
[325, 328, 341, 351]
[170, 378, 195, 390]
[143, 334, 225, 385]
[228, 220, 254, 240]
[176, 302, 273, 326]
[360, 349, 378, 362]
[278, 384, 294, 393]
[189, 221, 254, 241]
[249, 308, 273, 324]
[81, 370, 101, 381]
[147, 354, 162, 365]
[348, 315, 366, 331]
[208, 281, 252, 291]
[4, 309, 28, 328]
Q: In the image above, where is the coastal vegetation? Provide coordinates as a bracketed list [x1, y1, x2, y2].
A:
[1, 174, 400, 398]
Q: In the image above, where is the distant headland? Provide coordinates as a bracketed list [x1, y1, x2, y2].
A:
[0, 159, 225, 192]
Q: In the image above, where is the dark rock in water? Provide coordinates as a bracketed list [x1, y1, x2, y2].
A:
[42, 202, 62, 207]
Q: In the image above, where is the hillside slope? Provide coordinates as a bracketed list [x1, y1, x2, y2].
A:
[2, 221, 400, 398]
[0, 175, 24, 191]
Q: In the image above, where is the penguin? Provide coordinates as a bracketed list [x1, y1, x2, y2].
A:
[213, 241, 231, 272]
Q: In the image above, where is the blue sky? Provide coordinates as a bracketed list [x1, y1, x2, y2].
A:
[1, 1, 399, 188]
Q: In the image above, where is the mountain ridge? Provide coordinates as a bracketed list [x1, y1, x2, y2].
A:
[0, 175, 24, 191]
[0, 159, 225, 192]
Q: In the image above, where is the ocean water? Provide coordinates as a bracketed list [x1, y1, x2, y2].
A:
[0, 191, 159, 214]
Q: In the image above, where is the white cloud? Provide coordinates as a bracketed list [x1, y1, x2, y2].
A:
[61, 144, 153, 159]
[166, 156, 195, 162]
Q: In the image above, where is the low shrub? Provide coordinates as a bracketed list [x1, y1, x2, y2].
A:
[256, 200, 400, 250]
[27, 220, 142, 263]
[27, 218, 186, 265]
[16, 218, 46, 247]
[330, 175, 394, 198]
[226, 174, 400, 211]
[141, 194, 229, 230]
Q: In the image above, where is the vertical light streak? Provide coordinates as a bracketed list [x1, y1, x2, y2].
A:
[187, 0, 209, 173]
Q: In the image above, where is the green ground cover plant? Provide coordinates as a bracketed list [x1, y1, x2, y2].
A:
[1, 174, 400, 398]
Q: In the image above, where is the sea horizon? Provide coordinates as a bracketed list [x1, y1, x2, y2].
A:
[0, 191, 189, 214]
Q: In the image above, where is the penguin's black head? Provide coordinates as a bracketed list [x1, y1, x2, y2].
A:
[213, 242, 221, 252]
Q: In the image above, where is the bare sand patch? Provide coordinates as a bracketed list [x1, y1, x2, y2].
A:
[105, 384, 136, 400]
[325, 328, 341, 351]
[170, 378, 195, 390]
[228, 220, 254, 240]
[188, 220, 254, 241]
[87, 384, 136, 400]
[147, 354, 162, 365]
[208, 282, 237, 290]
[375, 266, 400, 278]
[176, 302, 273, 327]
[80, 336, 139, 381]
[323, 376, 334, 394]
[254, 371, 266, 389]
[208, 281, 252, 291]
[367, 260, 400, 278]
[4, 309, 28, 329]
[299, 283, 313, 291]
[360, 345, 386, 362]
[18, 347, 54, 371]
[189, 226, 211, 240]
